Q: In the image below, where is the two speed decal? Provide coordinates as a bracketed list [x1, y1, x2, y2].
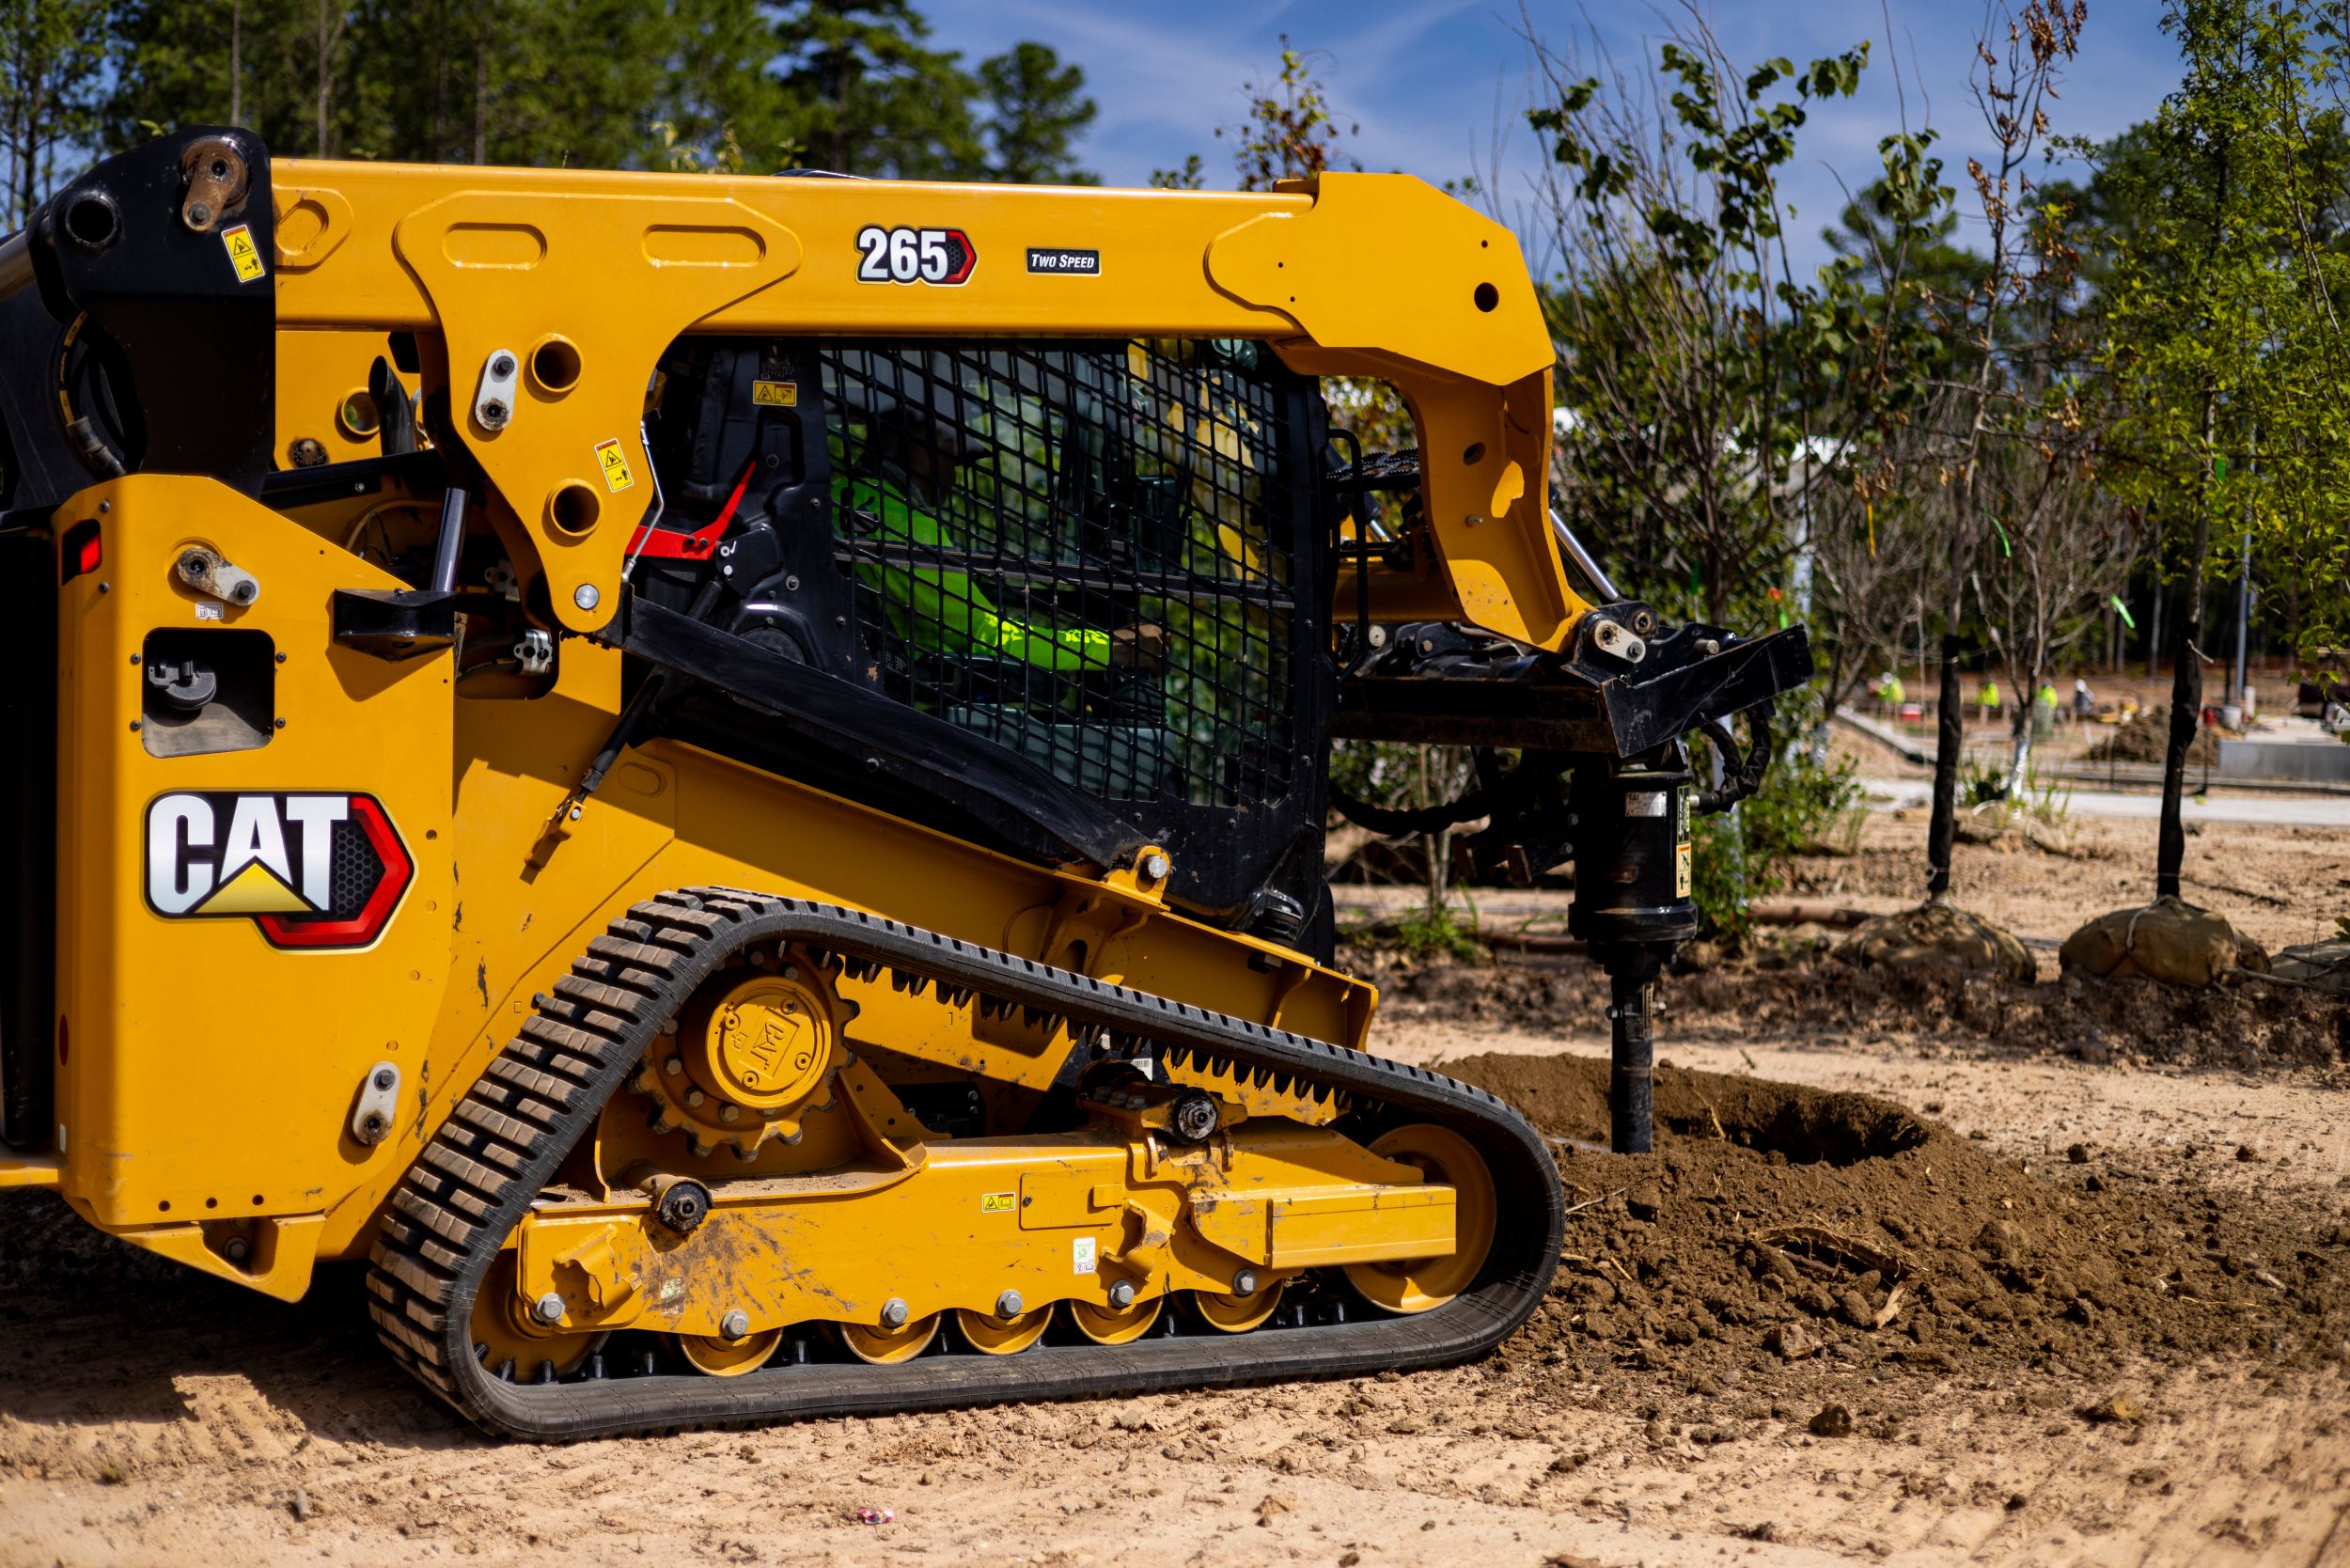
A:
[854, 225, 978, 286]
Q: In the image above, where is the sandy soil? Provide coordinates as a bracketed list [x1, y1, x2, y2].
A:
[5, 828, 2347, 1568]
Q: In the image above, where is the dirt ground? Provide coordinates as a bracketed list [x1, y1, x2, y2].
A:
[5, 824, 2348, 1568]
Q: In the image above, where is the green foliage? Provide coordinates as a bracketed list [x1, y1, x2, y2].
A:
[2092, 0, 2350, 649]
[1148, 153, 1204, 190]
[1217, 34, 1357, 191]
[0, 0, 107, 222]
[1392, 902, 1483, 964]
[1527, 21, 1951, 628]
[1689, 707, 1860, 937]
[976, 39, 1097, 184]
[86, 1, 1095, 184]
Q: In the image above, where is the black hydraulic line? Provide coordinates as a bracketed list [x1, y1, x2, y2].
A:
[1689, 704, 1775, 816]
[429, 485, 468, 595]
[568, 579, 724, 807]
[1325, 780, 1493, 838]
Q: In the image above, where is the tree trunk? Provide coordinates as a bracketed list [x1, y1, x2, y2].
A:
[1924, 632, 1963, 899]
[2156, 408, 2217, 900]
[230, 0, 243, 125]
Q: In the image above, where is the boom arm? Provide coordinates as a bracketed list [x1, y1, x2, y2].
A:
[260, 157, 1585, 644]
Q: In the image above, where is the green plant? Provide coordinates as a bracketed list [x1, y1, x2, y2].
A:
[1394, 899, 1483, 963]
[1689, 718, 1861, 937]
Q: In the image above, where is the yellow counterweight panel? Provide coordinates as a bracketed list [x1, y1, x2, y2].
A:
[50, 476, 455, 1288]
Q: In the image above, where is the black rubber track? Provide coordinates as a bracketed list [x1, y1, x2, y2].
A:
[367, 888, 1563, 1441]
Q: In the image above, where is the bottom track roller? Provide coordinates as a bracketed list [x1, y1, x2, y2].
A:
[674, 1327, 787, 1376]
[838, 1313, 943, 1364]
[1186, 1282, 1284, 1334]
[955, 1305, 1053, 1356]
[1067, 1296, 1162, 1344]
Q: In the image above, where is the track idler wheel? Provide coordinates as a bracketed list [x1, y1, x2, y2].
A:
[1342, 1122, 1497, 1314]
[469, 1255, 607, 1382]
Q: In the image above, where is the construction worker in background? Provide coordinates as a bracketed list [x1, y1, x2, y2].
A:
[2073, 678, 2095, 722]
[1979, 678, 2001, 726]
[2033, 681, 2060, 740]
[1876, 669, 1904, 716]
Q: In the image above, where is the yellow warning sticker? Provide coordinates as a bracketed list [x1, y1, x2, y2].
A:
[594, 437, 635, 494]
[751, 380, 799, 408]
[980, 1191, 1015, 1215]
[221, 223, 265, 284]
[1674, 841, 1692, 899]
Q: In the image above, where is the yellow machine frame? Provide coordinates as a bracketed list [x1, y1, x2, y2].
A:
[3, 156, 1580, 1337]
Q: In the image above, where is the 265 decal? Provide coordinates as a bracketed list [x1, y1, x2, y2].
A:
[854, 224, 977, 286]
[146, 792, 413, 950]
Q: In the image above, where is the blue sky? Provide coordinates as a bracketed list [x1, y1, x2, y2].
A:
[924, 0, 2184, 279]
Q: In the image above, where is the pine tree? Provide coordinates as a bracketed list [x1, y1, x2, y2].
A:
[975, 41, 1094, 184]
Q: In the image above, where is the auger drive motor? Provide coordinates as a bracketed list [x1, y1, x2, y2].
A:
[0, 129, 1806, 1438]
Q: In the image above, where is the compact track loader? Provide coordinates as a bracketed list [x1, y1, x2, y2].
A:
[0, 130, 1806, 1439]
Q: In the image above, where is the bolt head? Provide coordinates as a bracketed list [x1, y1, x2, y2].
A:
[372, 1068, 396, 1091]
[995, 1290, 1024, 1320]
[1107, 1279, 1136, 1309]
[720, 1104, 740, 1122]
[532, 1292, 566, 1325]
[1142, 853, 1170, 882]
[663, 1057, 683, 1075]
[719, 1309, 751, 1341]
[573, 583, 601, 611]
[686, 1090, 705, 1107]
[491, 353, 516, 378]
[1231, 1268, 1260, 1298]
[879, 1296, 910, 1330]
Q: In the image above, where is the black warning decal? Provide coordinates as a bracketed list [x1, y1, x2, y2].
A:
[1026, 247, 1100, 276]
[854, 224, 978, 286]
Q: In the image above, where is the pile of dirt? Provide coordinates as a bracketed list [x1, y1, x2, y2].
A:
[2084, 704, 2219, 766]
[1366, 947, 2350, 1072]
[1444, 1051, 2350, 1421]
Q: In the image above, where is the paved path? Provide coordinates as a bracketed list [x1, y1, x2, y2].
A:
[1858, 775, 2350, 827]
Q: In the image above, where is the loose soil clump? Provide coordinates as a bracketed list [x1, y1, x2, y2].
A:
[2083, 703, 2220, 766]
[1444, 1051, 2349, 1424]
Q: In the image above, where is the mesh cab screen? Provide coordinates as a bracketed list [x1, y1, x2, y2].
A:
[818, 338, 1301, 811]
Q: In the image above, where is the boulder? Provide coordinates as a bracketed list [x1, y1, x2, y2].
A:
[1835, 901, 2035, 981]
[2059, 895, 2270, 988]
